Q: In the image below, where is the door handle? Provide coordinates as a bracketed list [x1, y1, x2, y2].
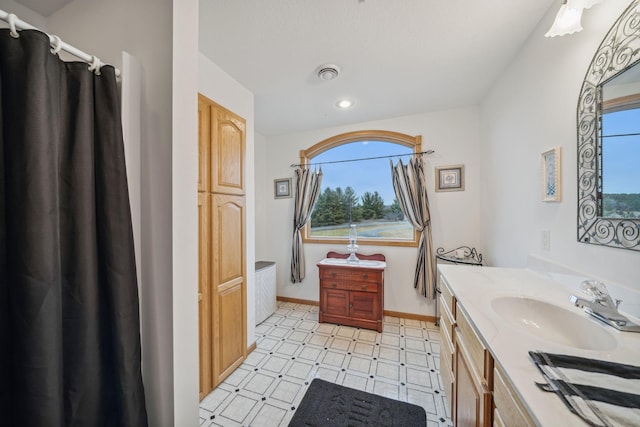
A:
[331, 272, 337, 278]
[331, 283, 337, 288]
[198, 292, 203, 302]
[361, 284, 367, 290]
[362, 273, 368, 279]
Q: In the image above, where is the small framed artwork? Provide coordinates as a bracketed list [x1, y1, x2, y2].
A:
[274, 178, 292, 199]
[435, 165, 465, 192]
[542, 146, 561, 202]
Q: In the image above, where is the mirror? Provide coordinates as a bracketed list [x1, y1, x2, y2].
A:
[577, 0, 640, 251]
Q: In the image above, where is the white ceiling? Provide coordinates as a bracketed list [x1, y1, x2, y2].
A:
[13, 0, 558, 137]
[199, 0, 557, 137]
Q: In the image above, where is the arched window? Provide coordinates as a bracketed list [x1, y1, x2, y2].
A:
[300, 130, 421, 247]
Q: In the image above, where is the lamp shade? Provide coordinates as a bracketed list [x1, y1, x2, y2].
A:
[545, 0, 584, 37]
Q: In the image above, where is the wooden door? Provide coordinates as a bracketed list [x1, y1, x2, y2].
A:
[198, 192, 212, 399]
[198, 94, 247, 398]
[211, 194, 247, 384]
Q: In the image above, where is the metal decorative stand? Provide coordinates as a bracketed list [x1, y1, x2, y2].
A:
[435, 246, 483, 266]
[433, 246, 484, 326]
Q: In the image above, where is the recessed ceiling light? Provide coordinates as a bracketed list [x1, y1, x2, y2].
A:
[336, 99, 354, 109]
[316, 64, 340, 81]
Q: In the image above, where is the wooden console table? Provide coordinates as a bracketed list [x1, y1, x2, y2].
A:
[317, 252, 386, 332]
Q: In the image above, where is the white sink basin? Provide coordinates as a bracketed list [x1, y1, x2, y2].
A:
[320, 258, 385, 268]
[491, 297, 617, 351]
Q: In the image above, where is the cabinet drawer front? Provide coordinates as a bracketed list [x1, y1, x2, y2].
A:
[440, 315, 455, 376]
[439, 355, 454, 418]
[321, 268, 380, 284]
[439, 295, 456, 341]
[494, 364, 535, 427]
[457, 307, 492, 386]
[322, 280, 378, 293]
[439, 275, 456, 317]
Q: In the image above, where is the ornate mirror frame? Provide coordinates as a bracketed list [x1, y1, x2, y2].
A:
[577, 0, 640, 251]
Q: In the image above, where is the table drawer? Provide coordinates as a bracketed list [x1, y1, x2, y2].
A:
[321, 279, 378, 293]
[321, 267, 380, 284]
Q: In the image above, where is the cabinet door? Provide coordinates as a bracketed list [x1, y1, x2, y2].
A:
[455, 332, 492, 427]
[211, 194, 246, 384]
[211, 105, 245, 195]
[321, 288, 349, 317]
[349, 290, 378, 321]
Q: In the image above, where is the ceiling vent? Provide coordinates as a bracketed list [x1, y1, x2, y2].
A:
[316, 64, 340, 81]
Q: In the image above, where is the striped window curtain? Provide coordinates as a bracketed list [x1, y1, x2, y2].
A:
[390, 157, 436, 298]
[290, 167, 323, 283]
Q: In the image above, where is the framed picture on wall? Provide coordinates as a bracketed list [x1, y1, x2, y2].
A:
[542, 146, 561, 202]
[435, 165, 464, 192]
[274, 178, 292, 199]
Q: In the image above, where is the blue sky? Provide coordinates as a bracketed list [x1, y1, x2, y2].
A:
[312, 141, 413, 204]
[602, 109, 640, 194]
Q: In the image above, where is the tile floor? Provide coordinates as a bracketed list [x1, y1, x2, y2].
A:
[199, 302, 453, 427]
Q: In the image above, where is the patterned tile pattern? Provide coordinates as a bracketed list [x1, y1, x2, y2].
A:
[199, 302, 453, 427]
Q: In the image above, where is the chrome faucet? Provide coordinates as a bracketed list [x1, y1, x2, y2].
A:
[570, 280, 640, 332]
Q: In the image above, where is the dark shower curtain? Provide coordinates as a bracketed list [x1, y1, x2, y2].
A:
[0, 29, 147, 427]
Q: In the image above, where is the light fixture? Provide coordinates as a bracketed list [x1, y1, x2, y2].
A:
[316, 64, 340, 81]
[336, 99, 354, 109]
[545, 0, 604, 37]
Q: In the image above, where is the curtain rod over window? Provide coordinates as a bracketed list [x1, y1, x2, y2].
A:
[290, 149, 434, 168]
[0, 9, 120, 77]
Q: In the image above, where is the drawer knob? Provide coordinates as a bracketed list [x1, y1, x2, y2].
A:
[331, 272, 337, 278]
[332, 283, 337, 288]
[362, 273, 368, 279]
[361, 284, 367, 290]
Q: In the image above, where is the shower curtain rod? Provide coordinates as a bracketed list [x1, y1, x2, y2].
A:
[290, 149, 434, 168]
[0, 9, 120, 77]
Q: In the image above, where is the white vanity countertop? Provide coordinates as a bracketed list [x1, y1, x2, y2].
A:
[438, 265, 640, 427]
[317, 258, 386, 269]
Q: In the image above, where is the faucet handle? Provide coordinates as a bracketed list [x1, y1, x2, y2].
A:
[580, 280, 609, 300]
[615, 299, 623, 309]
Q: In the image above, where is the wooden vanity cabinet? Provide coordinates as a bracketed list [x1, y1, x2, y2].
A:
[493, 364, 535, 427]
[318, 252, 385, 332]
[439, 275, 492, 427]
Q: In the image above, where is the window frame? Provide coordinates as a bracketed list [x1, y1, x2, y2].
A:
[300, 130, 422, 247]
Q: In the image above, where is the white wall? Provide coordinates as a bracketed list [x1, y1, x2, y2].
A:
[255, 131, 269, 260]
[45, 0, 177, 425]
[263, 107, 483, 317]
[198, 53, 257, 348]
[0, 0, 49, 30]
[172, 0, 199, 426]
[480, 0, 640, 288]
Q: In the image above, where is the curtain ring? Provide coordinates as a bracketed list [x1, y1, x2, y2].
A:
[50, 35, 63, 55]
[8, 14, 19, 38]
[88, 55, 102, 75]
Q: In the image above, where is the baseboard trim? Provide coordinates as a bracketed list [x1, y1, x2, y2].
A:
[383, 310, 437, 324]
[276, 296, 319, 306]
[247, 341, 257, 354]
[275, 297, 436, 323]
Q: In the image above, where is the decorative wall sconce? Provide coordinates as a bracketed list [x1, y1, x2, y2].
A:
[545, 0, 604, 37]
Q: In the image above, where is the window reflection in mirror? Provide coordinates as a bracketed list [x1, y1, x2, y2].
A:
[599, 62, 640, 219]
